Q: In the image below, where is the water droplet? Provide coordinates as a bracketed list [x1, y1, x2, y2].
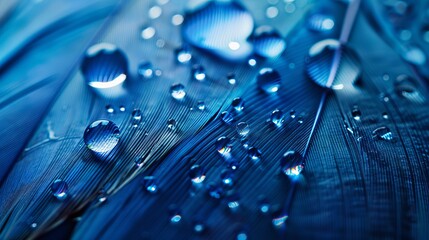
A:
[248, 147, 262, 160]
[183, 2, 254, 61]
[189, 165, 206, 184]
[284, 2, 296, 13]
[236, 122, 250, 137]
[171, 14, 184, 26]
[257, 68, 281, 93]
[352, 107, 361, 121]
[168, 206, 182, 223]
[167, 119, 177, 130]
[135, 157, 145, 168]
[280, 150, 304, 176]
[207, 183, 224, 199]
[170, 83, 186, 100]
[141, 26, 156, 40]
[81, 43, 128, 90]
[31, 223, 38, 228]
[307, 13, 335, 32]
[220, 169, 234, 186]
[394, 74, 424, 102]
[197, 101, 205, 110]
[227, 194, 240, 209]
[192, 64, 206, 81]
[272, 209, 288, 228]
[220, 111, 234, 124]
[382, 112, 389, 119]
[98, 192, 108, 203]
[119, 106, 126, 112]
[138, 62, 153, 79]
[290, 110, 296, 118]
[306, 39, 361, 89]
[266, 6, 279, 18]
[193, 221, 206, 233]
[228, 160, 240, 170]
[402, 46, 426, 65]
[175, 47, 192, 63]
[50, 179, 68, 200]
[227, 73, 236, 85]
[372, 126, 393, 141]
[105, 104, 115, 114]
[248, 58, 257, 66]
[257, 196, 270, 213]
[236, 231, 248, 240]
[83, 120, 120, 153]
[215, 136, 232, 155]
[149, 5, 162, 19]
[270, 109, 284, 127]
[252, 27, 286, 58]
[142, 176, 158, 193]
[131, 109, 142, 127]
[231, 97, 244, 112]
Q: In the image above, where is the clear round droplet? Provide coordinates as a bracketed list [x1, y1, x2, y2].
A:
[142, 176, 158, 193]
[280, 150, 304, 176]
[189, 165, 206, 184]
[215, 136, 232, 155]
[227, 73, 236, 85]
[81, 43, 128, 90]
[83, 120, 120, 153]
[141, 26, 156, 40]
[290, 110, 296, 118]
[236, 122, 250, 137]
[231, 97, 245, 112]
[372, 126, 393, 141]
[257, 196, 270, 213]
[220, 111, 234, 124]
[192, 64, 206, 81]
[171, 14, 184, 26]
[50, 179, 68, 200]
[131, 109, 142, 127]
[167, 119, 177, 130]
[197, 100, 205, 111]
[119, 105, 126, 112]
[270, 109, 284, 127]
[257, 68, 281, 93]
[193, 221, 206, 233]
[170, 83, 186, 100]
[138, 62, 154, 79]
[248, 147, 262, 160]
[105, 104, 114, 114]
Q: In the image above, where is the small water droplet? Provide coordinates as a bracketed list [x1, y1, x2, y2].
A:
[167, 119, 177, 130]
[220, 111, 234, 124]
[257, 196, 270, 213]
[193, 221, 206, 233]
[352, 107, 361, 121]
[220, 169, 234, 186]
[197, 101, 205, 110]
[227, 73, 236, 85]
[31, 223, 38, 228]
[236, 231, 248, 240]
[51, 179, 68, 200]
[207, 183, 224, 199]
[170, 83, 186, 100]
[171, 14, 184, 26]
[98, 193, 108, 203]
[231, 97, 245, 112]
[382, 112, 389, 119]
[266, 6, 279, 18]
[189, 165, 206, 184]
[192, 64, 206, 81]
[215, 136, 232, 155]
[135, 157, 145, 168]
[257, 68, 281, 93]
[131, 109, 142, 127]
[307, 13, 335, 32]
[272, 209, 288, 229]
[248, 147, 262, 160]
[252, 26, 286, 58]
[241, 139, 250, 149]
[141, 26, 156, 40]
[270, 109, 284, 127]
[81, 43, 128, 90]
[142, 176, 158, 193]
[168, 206, 182, 223]
[138, 62, 154, 79]
[119, 106, 126, 112]
[105, 105, 115, 114]
[290, 110, 296, 118]
[372, 126, 393, 141]
[175, 47, 192, 64]
[236, 122, 250, 137]
[248, 58, 257, 66]
[227, 194, 240, 210]
[280, 151, 304, 176]
[149, 5, 162, 19]
[284, 2, 296, 13]
[382, 73, 390, 81]
[394, 74, 424, 102]
[228, 160, 240, 170]
[83, 120, 120, 153]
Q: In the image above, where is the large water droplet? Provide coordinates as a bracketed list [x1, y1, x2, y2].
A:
[236, 122, 250, 137]
[231, 97, 245, 112]
[270, 109, 284, 127]
[251, 26, 286, 58]
[81, 43, 128, 90]
[280, 150, 304, 176]
[183, 2, 254, 61]
[50, 179, 68, 200]
[189, 165, 206, 184]
[83, 120, 120, 153]
[170, 83, 186, 100]
[257, 68, 281, 93]
[306, 39, 361, 89]
[215, 136, 232, 155]
[372, 126, 393, 141]
[142, 176, 158, 193]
